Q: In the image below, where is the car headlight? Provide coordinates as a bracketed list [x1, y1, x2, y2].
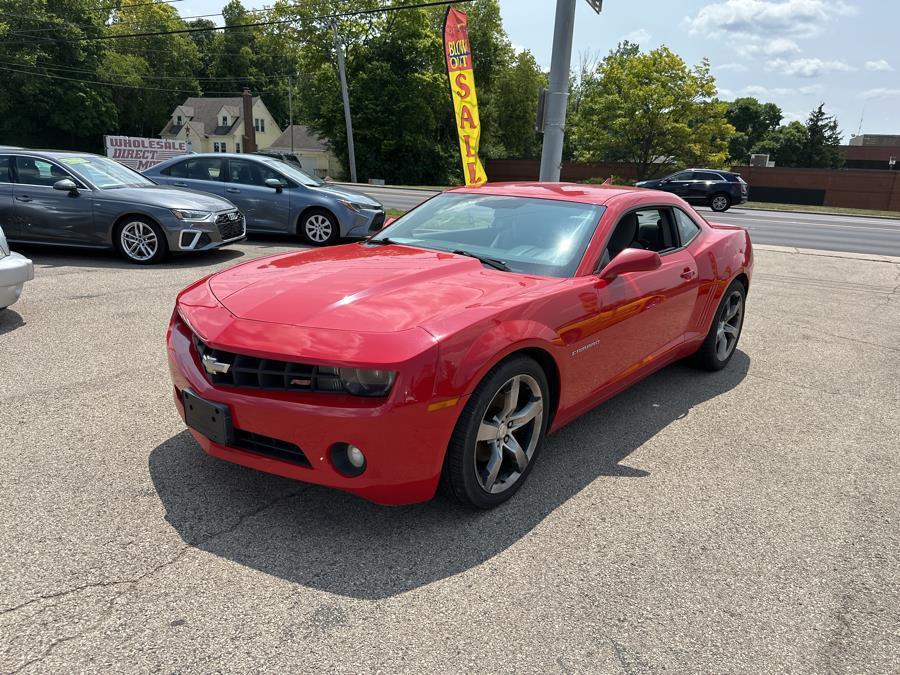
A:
[172, 209, 213, 222]
[338, 199, 371, 213]
[338, 368, 396, 396]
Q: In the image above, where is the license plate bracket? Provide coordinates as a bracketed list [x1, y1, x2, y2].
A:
[182, 389, 234, 446]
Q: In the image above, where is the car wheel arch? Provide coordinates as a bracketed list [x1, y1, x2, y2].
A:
[110, 212, 163, 245]
[296, 205, 338, 236]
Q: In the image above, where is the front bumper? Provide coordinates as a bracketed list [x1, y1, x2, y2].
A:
[0, 252, 34, 309]
[161, 209, 247, 252]
[340, 206, 386, 238]
[166, 316, 463, 505]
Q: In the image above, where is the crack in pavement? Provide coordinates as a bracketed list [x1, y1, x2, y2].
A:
[6, 485, 309, 673]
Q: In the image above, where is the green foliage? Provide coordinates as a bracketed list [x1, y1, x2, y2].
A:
[749, 104, 843, 168]
[726, 97, 782, 163]
[569, 42, 735, 180]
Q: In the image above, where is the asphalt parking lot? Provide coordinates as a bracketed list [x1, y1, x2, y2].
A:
[2, 240, 899, 672]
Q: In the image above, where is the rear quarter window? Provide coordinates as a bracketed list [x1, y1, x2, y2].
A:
[673, 208, 702, 247]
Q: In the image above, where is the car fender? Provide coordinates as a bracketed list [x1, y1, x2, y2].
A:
[433, 318, 563, 400]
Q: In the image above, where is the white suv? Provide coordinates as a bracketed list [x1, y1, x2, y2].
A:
[0, 225, 33, 310]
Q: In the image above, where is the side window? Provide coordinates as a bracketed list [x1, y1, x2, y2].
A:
[14, 157, 70, 186]
[633, 208, 675, 253]
[696, 171, 723, 182]
[673, 208, 702, 247]
[0, 156, 12, 183]
[170, 158, 224, 181]
[227, 159, 288, 187]
[670, 171, 694, 181]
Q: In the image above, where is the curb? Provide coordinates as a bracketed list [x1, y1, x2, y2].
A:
[732, 206, 899, 221]
[754, 244, 900, 264]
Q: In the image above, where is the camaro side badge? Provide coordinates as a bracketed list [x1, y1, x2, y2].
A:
[572, 339, 601, 357]
[201, 353, 231, 375]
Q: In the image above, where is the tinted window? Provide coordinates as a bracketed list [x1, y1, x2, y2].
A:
[673, 208, 701, 246]
[696, 171, 724, 181]
[670, 171, 693, 181]
[168, 157, 224, 181]
[14, 157, 70, 186]
[227, 158, 289, 187]
[0, 156, 11, 183]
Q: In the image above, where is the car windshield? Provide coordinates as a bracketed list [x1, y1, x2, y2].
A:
[58, 156, 155, 189]
[260, 157, 323, 186]
[372, 193, 605, 278]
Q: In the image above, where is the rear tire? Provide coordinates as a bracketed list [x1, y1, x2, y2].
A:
[441, 356, 549, 509]
[690, 279, 746, 371]
[114, 217, 168, 265]
[710, 193, 731, 212]
[299, 209, 340, 246]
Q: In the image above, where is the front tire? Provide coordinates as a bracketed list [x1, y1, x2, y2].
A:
[691, 280, 746, 371]
[441, 356, 549, 509]
[115, 217, 168, 264]
[710, 193, 731, 212]
[299, 209, 340, 246]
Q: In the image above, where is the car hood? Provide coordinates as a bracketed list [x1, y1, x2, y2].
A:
[207, 244, 561, 334]
[312, 184, 382, 208]
[97, 185, 235, 211]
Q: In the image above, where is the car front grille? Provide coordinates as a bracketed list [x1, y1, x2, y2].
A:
[368, 211, 385, 233]
[216, 211, 245, 240]
[233, 428, 312, 468]
[193, 336, 345, 393]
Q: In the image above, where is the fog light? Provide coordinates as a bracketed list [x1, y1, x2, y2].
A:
[330, 442, 367, 477]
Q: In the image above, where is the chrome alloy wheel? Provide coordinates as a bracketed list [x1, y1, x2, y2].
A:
[474, 374, 544, 494]
[716, 290, 743, 361]
[305, 214, 333, 243]
[120, 221, 159, 261]
[711, 194, 730, 211]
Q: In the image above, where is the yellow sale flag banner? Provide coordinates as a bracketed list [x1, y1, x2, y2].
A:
[443, 7, 487, 186]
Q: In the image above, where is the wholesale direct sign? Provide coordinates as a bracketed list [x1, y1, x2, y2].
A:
[104, 135, 187, 171]
[443, 7, 487, 186]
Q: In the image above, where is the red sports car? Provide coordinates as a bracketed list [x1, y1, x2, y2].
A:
[167, 183, 752, 508]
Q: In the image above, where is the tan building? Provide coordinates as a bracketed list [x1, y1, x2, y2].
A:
[159, 94, 281, 154]
[265, 125, 342, 178]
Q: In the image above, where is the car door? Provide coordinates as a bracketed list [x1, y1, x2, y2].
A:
[0, 156, 15, 237]
[687, 171, 722, 201]
[163, 157, 226, 199]
[11, 156, 95, 244]
[567, 206, 700, 397]
[660, 171, 693, 197]
[224, 158, 293, 232]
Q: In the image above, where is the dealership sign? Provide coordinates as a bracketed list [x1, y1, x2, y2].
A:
[443, 8, 486, 186]
[104, 135, 187, 171]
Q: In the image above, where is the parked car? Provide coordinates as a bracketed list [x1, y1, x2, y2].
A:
[144, 153, 384, 246]
[0, 224, 33, 310]
[635, 169, 748, 212]
[0, 150, 245, 264]
[167, 183, 753, 509]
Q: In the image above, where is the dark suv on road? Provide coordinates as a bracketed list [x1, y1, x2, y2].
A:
[635, 169, 748, 212]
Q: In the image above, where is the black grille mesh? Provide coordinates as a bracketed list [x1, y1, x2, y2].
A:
[233, 429, 311, 468]
[216, 212, 245, 240]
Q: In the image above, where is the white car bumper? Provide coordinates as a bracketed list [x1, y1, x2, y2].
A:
[0, 252, 34, 309]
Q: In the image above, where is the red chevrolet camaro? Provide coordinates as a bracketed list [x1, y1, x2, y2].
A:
[167, 183, 752, 508]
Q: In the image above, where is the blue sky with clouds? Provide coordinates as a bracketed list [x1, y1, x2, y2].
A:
[184, 0, 899, 138]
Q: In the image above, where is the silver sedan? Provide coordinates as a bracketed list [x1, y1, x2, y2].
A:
[0, 225, 32, 310]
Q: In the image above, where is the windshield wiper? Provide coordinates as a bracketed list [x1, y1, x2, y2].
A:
[452, 249, 511, 272]
[364, 237, 398, 246]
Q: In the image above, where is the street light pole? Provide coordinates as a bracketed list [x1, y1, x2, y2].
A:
[538, 0, 577, 182]
[288, 74, 294, 154]
[333, 23, 358, 183]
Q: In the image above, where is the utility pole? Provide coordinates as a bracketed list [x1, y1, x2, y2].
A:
[288, 75, 294, 154]
[539, 0, 602, 182]
[333, 23, 357, 183]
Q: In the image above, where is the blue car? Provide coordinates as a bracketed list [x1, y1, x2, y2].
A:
[145, 154, 385, 245]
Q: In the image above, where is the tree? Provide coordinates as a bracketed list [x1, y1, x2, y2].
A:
[569, 42, 735, 179]
[804, 103, 843, 168]
[725, 97, 782, 163]
[493, 50, 546, 159]
[751, 121, 808, 167]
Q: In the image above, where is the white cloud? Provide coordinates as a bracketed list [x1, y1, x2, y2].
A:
[767, 57, 855, 77]
[622, 28, 652, 44]
[861, 88, 900, 100]
[782, 111, 807, 123]
[864, 59, 894, 72]
[715, 62, 748, 72]
[685, 0, 854, 39]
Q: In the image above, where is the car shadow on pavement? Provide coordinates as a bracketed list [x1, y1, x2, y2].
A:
[149, 351, 749, 600]
[0, 308, 25, 335]
[13, 245, 246, 270]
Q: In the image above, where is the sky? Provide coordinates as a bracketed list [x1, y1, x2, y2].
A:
[183, 0, 900, 139]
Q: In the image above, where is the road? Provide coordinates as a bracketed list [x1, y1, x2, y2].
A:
[337, 183, 900, 257]
[1, 241, 898, 672]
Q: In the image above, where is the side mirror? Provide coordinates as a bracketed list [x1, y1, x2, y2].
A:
[264, 178, 285, 192]
[53, 178, 78, 193]
[599, 248, 661, 281]
[382, 216, 396, 229]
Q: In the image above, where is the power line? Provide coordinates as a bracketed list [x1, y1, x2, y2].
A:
[0, 57, 296, 82]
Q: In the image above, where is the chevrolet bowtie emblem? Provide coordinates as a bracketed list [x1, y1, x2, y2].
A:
[201, 353, 231, 375]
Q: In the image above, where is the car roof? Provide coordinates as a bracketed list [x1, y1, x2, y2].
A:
[1, 149, 105, 159]
[448, 181, 647, 206]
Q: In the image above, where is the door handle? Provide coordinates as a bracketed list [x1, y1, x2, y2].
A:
[173, 182, 187, 187]
[226, 188, 240, 193]
[680, 268, 696, 280]
[15, 195, 32, 202]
